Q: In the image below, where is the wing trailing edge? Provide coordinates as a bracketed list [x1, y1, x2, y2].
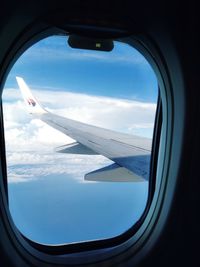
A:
[85, 163, 145, 182]
[55, 142, 98, 155]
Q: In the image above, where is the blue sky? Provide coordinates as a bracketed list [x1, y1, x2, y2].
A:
[6, 36, 157, 101]
[3, 36, 158, 245]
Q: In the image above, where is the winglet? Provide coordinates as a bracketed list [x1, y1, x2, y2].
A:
[16, 76, 46, 114]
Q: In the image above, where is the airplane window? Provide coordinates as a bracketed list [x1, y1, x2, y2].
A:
[2, 35, 158, 245]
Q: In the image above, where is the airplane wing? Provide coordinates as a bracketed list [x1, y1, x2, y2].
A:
[16, 76, 152, 182]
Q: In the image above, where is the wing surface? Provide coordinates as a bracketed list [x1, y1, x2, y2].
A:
[16, 76, 152, 182]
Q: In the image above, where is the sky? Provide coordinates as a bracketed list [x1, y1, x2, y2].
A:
[2, 36, 158, 245]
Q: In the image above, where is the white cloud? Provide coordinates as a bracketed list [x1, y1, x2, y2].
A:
[3, 88, 156, 183]
[7, 152, 111, 183]
[7, 173, 35, 183]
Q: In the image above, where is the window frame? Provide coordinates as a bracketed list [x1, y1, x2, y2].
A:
[0, 25, 171, 266]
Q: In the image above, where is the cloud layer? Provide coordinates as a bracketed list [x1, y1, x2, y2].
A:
[3, 88, 156, 183]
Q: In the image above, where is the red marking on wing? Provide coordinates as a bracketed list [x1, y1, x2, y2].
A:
[27, 98, 36, 106]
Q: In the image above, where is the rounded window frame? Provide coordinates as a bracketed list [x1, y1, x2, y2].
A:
[0, 25, 172, 266]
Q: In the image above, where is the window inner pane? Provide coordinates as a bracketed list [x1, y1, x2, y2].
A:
[2, 36, 158, 245]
